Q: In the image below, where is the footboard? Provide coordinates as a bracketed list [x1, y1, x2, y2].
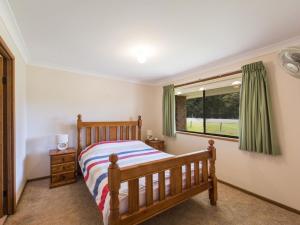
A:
[108, 140, 217, 225]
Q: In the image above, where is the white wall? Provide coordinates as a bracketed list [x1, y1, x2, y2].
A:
[26, 65, 159, 179]
[0, 17, 27, 201]
[158, 52, 300, 211]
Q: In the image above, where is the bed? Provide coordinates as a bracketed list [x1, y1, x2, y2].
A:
[77, 114, 217, 225]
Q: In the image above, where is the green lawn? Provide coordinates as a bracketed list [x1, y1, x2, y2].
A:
[186, 119, 239, 137]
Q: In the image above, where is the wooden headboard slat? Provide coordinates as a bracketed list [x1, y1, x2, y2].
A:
[131, 126, 136, 140]
[126, 126, 130, 140]
[120, 126, 124, 140]
[110, 126, 118, 141]
[77, 114, 142, 156]
[102, 127, 107, 141]
[86, 127, 91, 146]
[95, 127, 100, 142]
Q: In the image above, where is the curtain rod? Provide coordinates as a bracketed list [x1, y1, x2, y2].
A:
[174, 69, 242, 88]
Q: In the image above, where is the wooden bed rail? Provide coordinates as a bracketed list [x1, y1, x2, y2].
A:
[119, 150, 210, 181]
[108, 140, 217, 225]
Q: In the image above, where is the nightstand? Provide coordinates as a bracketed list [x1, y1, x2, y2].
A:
[145, 139, 165, 151]
[49, 148, 77, 188]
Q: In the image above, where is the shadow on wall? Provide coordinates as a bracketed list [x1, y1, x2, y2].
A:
[26, 135, 55, 179]
[25, 124, 77, 179]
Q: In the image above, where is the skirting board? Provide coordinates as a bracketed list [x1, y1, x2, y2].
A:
[27, 176, 50, 182]
[218, 179, 300, 215]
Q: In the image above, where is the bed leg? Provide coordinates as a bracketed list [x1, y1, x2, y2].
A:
[108, 154, 121, 225]
[208, 140, 217, 205]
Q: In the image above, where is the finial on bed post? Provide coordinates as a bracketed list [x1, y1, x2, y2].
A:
[77, 114, 82, 123]
[208, 139, 217, 205]
[138, 115, 142, 140]
[108, 154, 120, 225]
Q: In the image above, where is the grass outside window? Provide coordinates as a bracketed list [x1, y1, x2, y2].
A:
[185, 118, 239, 137]
[175, 82, 241, 138]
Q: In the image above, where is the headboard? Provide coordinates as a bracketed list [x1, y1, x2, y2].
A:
[76, 114, 142, 156]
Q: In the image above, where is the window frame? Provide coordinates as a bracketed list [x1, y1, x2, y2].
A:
[176, 89, 240, 139]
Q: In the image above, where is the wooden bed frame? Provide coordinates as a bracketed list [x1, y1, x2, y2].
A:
[77, 114, 217, 225]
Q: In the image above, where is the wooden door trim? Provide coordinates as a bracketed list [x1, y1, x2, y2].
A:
[0, 35, 16, 214]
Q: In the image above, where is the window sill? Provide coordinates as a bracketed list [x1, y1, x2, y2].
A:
[176, 131, 239, 143]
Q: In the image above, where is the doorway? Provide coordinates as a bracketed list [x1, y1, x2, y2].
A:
[0, 36, 16, 218]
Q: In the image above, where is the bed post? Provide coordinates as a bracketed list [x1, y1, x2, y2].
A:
[77, 114, 82, 157]
[137, 115, 142, 140]
[208, 139, 217, 205]
[108, 154, 121, 225]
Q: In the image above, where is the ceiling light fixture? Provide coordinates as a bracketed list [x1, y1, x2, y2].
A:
[131, 44, 155, 64]
[177, 91, 182, 95]
[136, 47, 148, 64]
[199, 87, 205, 91]
[137, 55, 147, 64]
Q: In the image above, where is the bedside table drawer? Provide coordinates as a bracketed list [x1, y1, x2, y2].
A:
[51, 172, 75, 184]
[51, 154, 75, 165]
[145, 140, 165, 151]
[51, 162, 75, 174]
[151, 143, 163, 150]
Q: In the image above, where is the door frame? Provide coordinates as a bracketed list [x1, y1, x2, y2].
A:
[0, 36, 16, 214]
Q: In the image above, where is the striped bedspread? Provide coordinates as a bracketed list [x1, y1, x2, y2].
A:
[78, 140, 174, 225]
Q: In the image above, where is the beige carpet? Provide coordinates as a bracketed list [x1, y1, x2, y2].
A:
[5, 178, 300, 225]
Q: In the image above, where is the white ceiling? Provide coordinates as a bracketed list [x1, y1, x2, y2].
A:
[8, 0, 300, 83]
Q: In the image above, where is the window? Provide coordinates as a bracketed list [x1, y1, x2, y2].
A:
[175, 78, 241, 138]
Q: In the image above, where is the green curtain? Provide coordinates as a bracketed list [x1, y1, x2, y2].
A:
[163, 84, 176, 137]
[239, 61, 280, 155]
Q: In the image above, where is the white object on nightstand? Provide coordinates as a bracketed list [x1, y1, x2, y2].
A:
[147, 130, 153, 140]
[56, 134, 69, 150]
